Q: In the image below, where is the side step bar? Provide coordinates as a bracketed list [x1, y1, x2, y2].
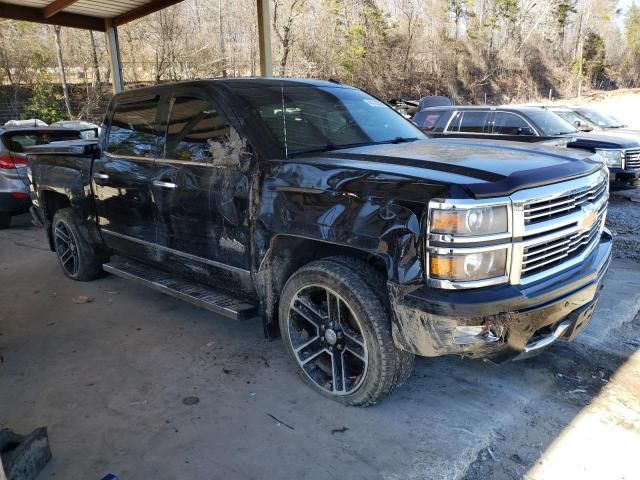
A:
[103, 259, 258, 321]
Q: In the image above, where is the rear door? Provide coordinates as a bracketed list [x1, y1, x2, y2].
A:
[153, 92, 252, 270]
[93, 96, 163, 247]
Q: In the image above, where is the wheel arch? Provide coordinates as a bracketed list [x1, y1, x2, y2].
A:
[255, 234, 389, 339]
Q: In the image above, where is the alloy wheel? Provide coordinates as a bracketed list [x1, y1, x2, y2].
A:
[287, 284, 368, 395]
[54, 221, 80, 276]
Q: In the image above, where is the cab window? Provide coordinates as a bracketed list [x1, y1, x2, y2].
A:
[106, 98, 161, 158]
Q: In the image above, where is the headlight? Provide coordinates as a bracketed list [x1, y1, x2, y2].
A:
[430, 206, 508, 236]
[595, 149, 623, 168]
[429, 249, 508, 282]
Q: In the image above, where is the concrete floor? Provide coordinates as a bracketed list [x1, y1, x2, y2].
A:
[1, 213, 640, 480]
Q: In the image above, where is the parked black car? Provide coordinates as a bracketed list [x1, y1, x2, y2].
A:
[27, 79, 611, 406]
[412, 105, 640, 185]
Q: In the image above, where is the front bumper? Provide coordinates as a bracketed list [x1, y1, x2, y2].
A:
[388, 230, 612, 361]
[609, 167, 640, 187]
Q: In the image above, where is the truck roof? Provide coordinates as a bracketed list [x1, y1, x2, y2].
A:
[112, 78, 352, 101]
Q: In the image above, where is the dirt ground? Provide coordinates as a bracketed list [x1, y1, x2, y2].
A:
[1, 192, 640, 480]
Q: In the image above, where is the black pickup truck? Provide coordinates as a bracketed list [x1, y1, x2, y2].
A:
[27, 79, 612, 406]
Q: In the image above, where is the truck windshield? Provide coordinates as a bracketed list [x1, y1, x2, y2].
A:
[234, 85, 425, 156]
[553, 110, 594, 130]
[526, 109, 578, 136]
[577, 108, 625, 128]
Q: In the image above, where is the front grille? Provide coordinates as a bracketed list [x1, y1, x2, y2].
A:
[521, 209, 604, 277]
[523, 180, 607, 225]
[625, 149, 640, 170]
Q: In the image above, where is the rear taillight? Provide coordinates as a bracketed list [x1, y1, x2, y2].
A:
[0, 154, 13, 169]
[11, 192, 29, 199]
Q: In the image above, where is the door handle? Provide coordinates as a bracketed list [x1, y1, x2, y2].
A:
[93, 172, 109, 181]
[152, 180, 177, 189]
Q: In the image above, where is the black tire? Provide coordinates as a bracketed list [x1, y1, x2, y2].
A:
[279, 257, 414, 406]
[0, 212, 11, 229]
[52, 208, 105, 281]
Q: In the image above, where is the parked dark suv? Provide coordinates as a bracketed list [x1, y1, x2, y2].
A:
[27, 79, 611, 406]
[413, 106, 640, 185]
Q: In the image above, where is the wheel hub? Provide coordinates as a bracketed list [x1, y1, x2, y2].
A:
[324, 328, 338, 345]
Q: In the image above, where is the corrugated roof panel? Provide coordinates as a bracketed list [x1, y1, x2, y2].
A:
[64, 0, 151, 18]
[1, 0, 50, 7]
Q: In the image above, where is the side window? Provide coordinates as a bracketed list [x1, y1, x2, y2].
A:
[107, 99, 160, 157]
[458, 111, 490, 133]
[165, 96, 231, 162]
[493, 112, 532, 135]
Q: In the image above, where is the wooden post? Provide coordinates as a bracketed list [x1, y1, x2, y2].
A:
[256, 0, 273, 77]
[104, 19, 124, 92]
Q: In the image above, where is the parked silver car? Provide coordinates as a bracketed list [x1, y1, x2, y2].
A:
[0, 127, 80, 228]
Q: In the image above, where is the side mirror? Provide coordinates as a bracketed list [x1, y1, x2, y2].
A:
[517, 127, 534, 136]
[574, 120, 582, 127]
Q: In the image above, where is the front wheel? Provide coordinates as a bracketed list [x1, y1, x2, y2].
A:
[52, 208, 105, 281]
[279, 258, 414, 406]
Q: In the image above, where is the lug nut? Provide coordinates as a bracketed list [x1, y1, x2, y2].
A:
[337, 344, 343, 350]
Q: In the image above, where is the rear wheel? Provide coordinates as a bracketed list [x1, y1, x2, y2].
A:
[52, 208, 104, 281]
[279, 257, 414, 406]
[0, 213, 11, 229]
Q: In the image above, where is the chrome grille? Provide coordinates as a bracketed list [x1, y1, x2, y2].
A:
[521, 209, 605, 277]
[523, 180, 607, 225]
[625, 149, 640, 170]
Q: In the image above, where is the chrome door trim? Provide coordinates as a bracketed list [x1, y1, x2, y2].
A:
[101, 229, 252, 277]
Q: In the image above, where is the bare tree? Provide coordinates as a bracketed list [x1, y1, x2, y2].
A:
[272, 0, 306, 76]
[53, 25, 72, 118]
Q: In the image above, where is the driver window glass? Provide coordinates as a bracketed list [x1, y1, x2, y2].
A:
[107, 99, 160, 157]
[458, 111, 490, 133]
[493, 112, 531, 135]
[165, 96, 231, 162]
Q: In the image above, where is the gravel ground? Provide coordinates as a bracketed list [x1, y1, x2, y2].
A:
[606, 192, 640, 263]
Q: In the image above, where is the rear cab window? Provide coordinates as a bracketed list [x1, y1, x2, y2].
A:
[106, 98, 162, 158]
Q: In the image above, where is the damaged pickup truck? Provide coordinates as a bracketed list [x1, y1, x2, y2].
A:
[27, 79, 612, 406]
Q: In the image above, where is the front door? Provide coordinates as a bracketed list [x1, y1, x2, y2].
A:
[93, 96, 163, 249]
[153, 93, 253, 271]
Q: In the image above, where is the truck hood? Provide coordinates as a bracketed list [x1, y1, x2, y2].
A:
[294, 139, 603, 198]
[565, 131, 640, 150]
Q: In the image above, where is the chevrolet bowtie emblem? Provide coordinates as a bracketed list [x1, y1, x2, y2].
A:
[579, 206, 597, 232]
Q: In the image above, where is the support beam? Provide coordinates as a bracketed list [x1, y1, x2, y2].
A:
[104, 19, 124, 93]
[0, 3, 105, 31]
[256, 0, 273, 77]
[43, 0, 80, 19]
[114, 0, 186, 26]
